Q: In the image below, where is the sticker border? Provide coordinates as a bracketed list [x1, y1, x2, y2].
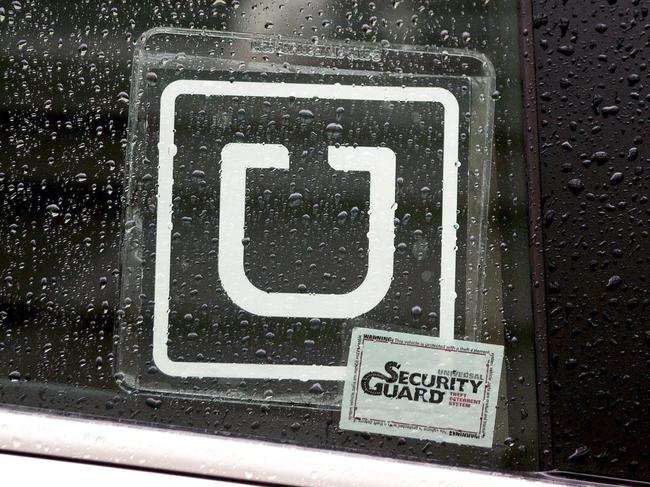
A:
[153, 80, 460, 380]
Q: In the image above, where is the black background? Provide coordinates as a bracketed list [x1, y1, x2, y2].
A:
[165, 92, 456, 367]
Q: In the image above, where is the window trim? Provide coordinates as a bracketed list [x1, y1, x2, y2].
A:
[0, 406, 573, 486]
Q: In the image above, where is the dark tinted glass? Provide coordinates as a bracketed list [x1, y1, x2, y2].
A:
[0, 0, 538, 473]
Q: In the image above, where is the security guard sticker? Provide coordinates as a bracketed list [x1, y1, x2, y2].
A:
[340, 328, 504, 448]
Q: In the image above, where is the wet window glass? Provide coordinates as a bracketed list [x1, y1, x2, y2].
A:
[0, 0, 538, 474]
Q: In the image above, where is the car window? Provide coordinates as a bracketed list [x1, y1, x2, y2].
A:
[1, 0, 537, 476]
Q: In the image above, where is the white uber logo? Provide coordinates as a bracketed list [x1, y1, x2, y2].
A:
[219, 143, 396, 319]
[152, 80, 460, 380]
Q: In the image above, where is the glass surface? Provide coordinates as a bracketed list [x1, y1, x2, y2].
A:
[0, 0, 538, 472]
[118, 31, 494, 407]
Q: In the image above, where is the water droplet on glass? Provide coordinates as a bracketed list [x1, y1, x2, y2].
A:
[46, 204, 60, 217]
[288, 192, 303, 207]
[146, 71, 158, 86]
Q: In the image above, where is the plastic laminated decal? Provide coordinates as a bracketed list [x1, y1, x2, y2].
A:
[340, 328, 503, 447]
[118, 29, 500, 445]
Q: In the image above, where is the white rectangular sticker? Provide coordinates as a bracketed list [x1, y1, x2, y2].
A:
[340, 328, 504, 448]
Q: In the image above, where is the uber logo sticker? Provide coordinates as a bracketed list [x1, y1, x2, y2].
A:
[152, 80, 463, 382]
[340, 328, 504, 447]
